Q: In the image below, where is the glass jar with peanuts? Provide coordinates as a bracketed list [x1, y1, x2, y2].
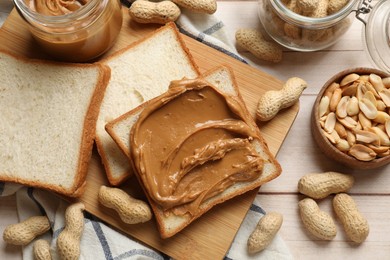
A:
[361, 0, 390, 73]
[257, 0, 362, 52]
[13, 0, 123, 62]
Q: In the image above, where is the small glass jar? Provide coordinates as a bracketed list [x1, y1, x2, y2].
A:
[362, 0, 390, 73]
[257, 0, 359, 52]
[13, 0, 123, 62]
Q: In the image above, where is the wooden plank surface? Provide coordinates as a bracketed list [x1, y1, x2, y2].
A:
[0, 5, 298, 260]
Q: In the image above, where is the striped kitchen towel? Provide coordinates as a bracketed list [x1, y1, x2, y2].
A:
[1, 185, 292, 260]
[0, 5, 292, 260]
[0, 0, 13, 27]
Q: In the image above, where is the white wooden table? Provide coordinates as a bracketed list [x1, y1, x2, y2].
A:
[1, 1, 389, 259]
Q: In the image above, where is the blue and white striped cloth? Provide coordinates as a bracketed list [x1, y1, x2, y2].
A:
[0, 0, 13, 27]
[0, 5, 292, 260]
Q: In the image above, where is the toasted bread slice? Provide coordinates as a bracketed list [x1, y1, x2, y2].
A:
[0, 50, 110, 197]
[96, 23, 200, 186]
[106, 65, 281, 238]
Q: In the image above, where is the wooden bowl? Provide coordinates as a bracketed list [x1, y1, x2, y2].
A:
[311, 67, 390, 170]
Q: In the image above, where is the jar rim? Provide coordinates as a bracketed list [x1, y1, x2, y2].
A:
[13, 0, 102, 24]
[271, 0, 358, 27]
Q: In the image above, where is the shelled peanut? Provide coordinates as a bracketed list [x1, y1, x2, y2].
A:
[128, 0, 217, 24]
[298, 171, 354, 199]
[33, 239, 52, 260]
[333, 193, 369, 243]
[129, 1, 181, 24]
[98, 186, 152, 224]
[297, 172, 369, 243]
[256, 77, 307, 120]
[318, 73, 390, 161]
[235, 29, 283, 63]
[247, 212, 283, 254]
[297, 172, 350, 241]
[3, 216, 51, 246]
[56, 202, 85, 260]
[298, 198, 337, 240]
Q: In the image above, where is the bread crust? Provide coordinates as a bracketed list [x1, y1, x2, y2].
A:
[0, 50, 111, 197]
[72, 64, 111, 197]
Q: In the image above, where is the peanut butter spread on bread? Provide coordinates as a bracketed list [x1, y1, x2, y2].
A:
[130, 78, 264, 217]
[25, 0, 89, 16]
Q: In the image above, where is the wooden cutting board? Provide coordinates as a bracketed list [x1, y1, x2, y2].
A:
[0, 7, 299, 260]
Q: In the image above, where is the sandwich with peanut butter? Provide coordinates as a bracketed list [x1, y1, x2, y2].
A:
[96, 23, 199, 186]
[106, 66, 282, 238]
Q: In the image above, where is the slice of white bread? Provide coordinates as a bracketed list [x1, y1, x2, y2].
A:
[96, 23, 199, 186]
[0, 50, 110, 197]
[106, 65, 282, 238]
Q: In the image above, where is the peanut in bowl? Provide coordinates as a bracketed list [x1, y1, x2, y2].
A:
[311, 68, 390, 170]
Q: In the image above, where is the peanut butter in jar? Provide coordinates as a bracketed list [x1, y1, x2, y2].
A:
[14, 0, 123, 62]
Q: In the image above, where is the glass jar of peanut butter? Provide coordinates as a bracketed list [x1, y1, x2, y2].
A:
[257, 0, 359, 52]
[13, 0, 123, 62]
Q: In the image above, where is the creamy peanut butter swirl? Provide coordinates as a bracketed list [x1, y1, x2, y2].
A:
[25, 0, 89, 15]
[130, 79, 264, 217]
